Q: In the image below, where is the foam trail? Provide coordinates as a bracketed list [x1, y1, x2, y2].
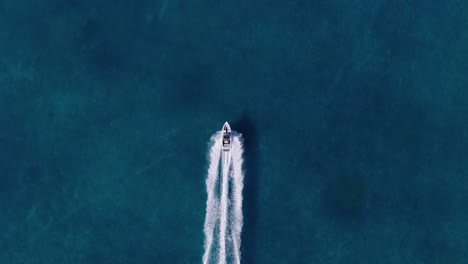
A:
[203, 131, 244, 264]
[229, 135, 244, 264]
[203, 132, 222, 264]
[218, 150, 230, 263]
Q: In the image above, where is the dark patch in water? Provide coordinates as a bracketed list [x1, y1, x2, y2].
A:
[323, 169, 368, 220]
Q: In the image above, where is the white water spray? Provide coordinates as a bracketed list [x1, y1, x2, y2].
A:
[203, 131, 244, 264]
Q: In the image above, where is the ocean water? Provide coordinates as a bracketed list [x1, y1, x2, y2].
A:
[0, 0, 467, 263]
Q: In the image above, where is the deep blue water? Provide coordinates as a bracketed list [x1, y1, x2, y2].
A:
[0, 0, 467, 263]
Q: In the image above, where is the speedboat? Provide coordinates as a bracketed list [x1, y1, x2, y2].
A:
[222, 122, 231, 151]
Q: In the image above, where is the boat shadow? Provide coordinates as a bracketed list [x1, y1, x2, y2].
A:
[233, 113, 258, 264]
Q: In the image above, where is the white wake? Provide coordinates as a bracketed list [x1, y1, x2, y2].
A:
[203, 131, 244, 264]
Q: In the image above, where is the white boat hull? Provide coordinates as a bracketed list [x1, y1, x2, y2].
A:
[222, 122, 231, 151]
